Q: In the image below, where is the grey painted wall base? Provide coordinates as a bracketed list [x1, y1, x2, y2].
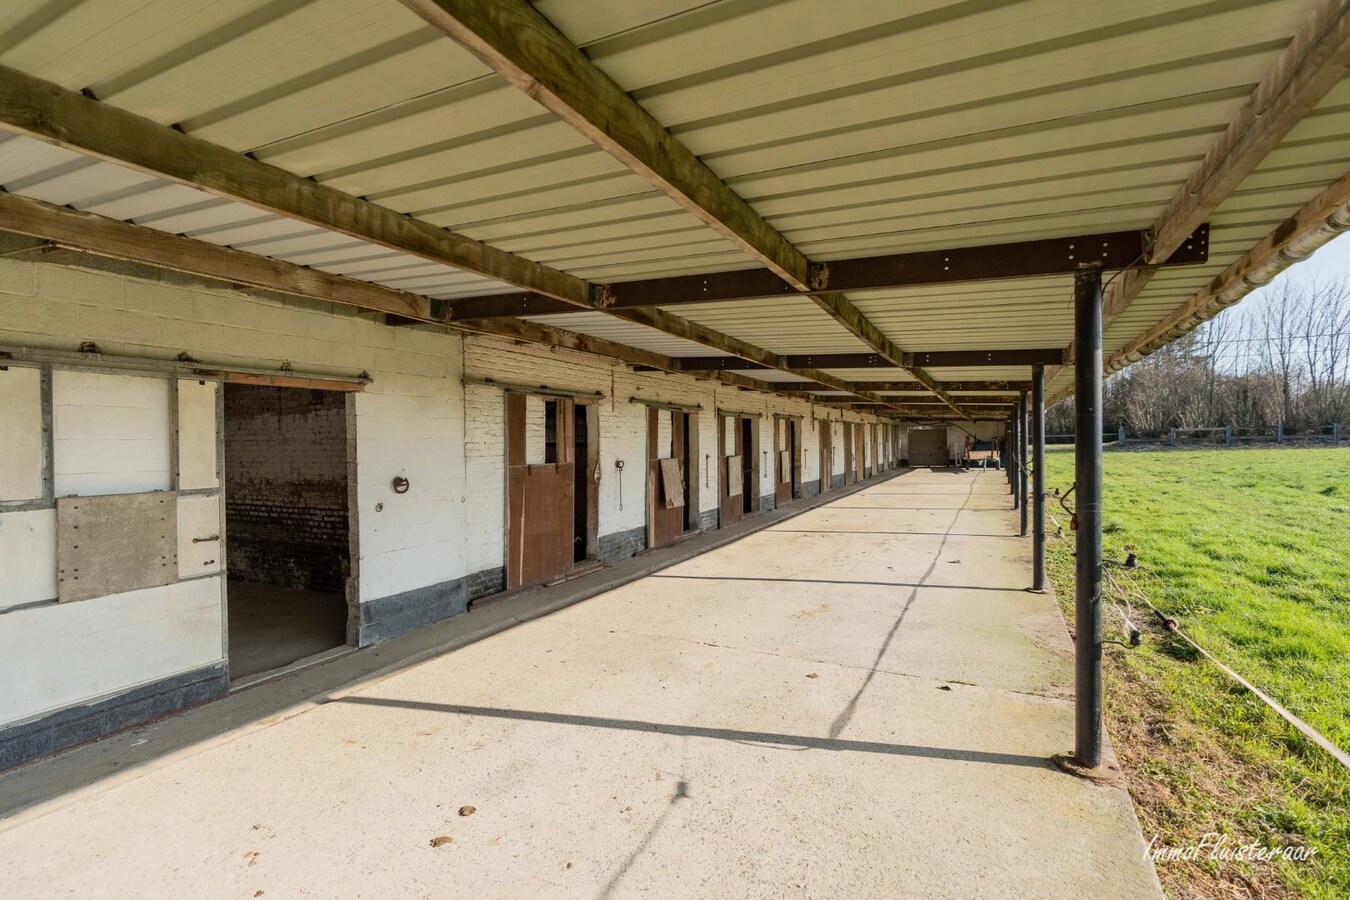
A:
[698, 508, 718, 533]
[0, 662, 228, 771]
[359, 578, 469, 647]
[800, 479, 820, 499]
[598, 526, 646, 563]
[831, 474, 846, 489]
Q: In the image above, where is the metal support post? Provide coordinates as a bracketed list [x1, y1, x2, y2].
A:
[1073, 266, 1104, 769]
[1031, 367, 1046, 591]
[1019, 392, 1029, 536]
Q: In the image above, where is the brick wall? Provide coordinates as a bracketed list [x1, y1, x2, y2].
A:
[223, 385, 349, 594]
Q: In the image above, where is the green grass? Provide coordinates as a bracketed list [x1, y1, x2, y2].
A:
[1043, 446, 1350, 898]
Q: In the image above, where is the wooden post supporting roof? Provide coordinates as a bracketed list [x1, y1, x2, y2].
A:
[400, 0, 967, 417]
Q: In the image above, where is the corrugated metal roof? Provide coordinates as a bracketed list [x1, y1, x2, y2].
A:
[0, 0, 1344, 406]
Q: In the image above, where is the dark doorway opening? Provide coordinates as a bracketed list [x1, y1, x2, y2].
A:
[222, 384, 351, 682]
[740, 417, 755, 515]
[572, 401, 599, 563]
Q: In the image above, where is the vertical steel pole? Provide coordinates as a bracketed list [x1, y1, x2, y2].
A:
[1074, 266, 1104, 769]
[1010, 409, 1020, 507]
[1005, 416, 1012, 480]
[1031, 367, 1046, 591]
[1019, 392, 1029, 536]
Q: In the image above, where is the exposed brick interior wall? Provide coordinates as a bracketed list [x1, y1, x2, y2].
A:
[224, 385, 349, 594]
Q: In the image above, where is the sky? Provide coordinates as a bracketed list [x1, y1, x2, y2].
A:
[1194, 231, 1350, 373]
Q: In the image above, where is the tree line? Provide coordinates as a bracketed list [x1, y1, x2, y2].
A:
[1048, 272, 1350, 436]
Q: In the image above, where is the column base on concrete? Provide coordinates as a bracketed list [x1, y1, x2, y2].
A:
[1051, 752, 1123, 785]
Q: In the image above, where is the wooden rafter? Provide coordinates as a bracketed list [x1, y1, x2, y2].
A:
[401, 0, 965, 417]
[0, 64, 593, 308]
[1061, 0, 1350, 374]
[1050, 169, 1350, 404]
[0, 191, 877, 411]
[1112, 170, 1350, 373]
[461, 305, 913, 412]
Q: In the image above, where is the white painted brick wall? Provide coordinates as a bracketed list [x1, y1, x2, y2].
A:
[1, 257, 892, 611]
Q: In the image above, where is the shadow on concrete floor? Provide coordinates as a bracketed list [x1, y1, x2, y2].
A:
[333, 696, 1050, 769]
[650, 574, 1021, 593]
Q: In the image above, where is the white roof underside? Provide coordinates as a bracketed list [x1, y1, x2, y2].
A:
[0, 0, 1345, 399]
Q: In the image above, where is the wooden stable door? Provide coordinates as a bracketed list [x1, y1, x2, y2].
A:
[647, 407, 687, 551]
[506, 392, 576, 590]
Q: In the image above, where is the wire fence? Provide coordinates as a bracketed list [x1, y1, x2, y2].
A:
[1047, 487, 1350, 769]
[1045, 422, 1343, 448]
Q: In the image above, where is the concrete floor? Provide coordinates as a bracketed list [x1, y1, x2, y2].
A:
[227, 581, 349, 680]
[0, 469, 1161, 898]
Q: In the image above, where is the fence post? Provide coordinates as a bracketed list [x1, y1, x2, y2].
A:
[1225, 425, 1233, 446]
[1335, 422, 1342, 443]
[1169, 427, 1177, 447]
[1117, 425, 1126, 449]
[1276, 423, 1284, 445]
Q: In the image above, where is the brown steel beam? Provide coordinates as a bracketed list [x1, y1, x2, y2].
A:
[908, 349, 1067, 367]
[657, 350, 1062, 371]
[445, 227, 1211, 320]
[638, 375, 1030, 393]
[840, 381, 1031, 393]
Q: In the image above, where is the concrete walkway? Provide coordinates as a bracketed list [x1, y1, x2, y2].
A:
[0, 469, 1161, 898]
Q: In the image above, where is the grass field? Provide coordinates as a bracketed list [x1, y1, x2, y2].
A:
[1042, 446, 1349, 899]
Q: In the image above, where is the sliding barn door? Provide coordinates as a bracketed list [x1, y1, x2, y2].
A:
[506, 392, 576, 590]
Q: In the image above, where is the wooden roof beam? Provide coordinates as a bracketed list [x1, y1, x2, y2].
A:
[0, 64, 594, 308]
[0, 192, 804, 400]
[1060, 0, 1350, 375]
[460, 306, 914, 413]
[401, 0, 965, 417]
